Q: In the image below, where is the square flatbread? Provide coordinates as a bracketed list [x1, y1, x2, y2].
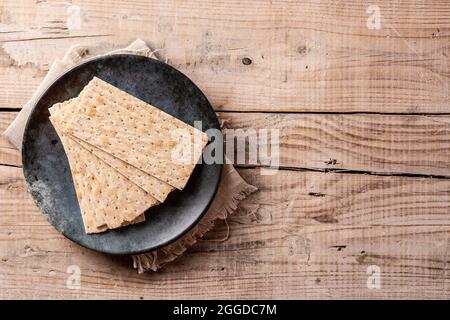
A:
[49, 117, 155, 233]
[50, 99, 175, 202]
[53, 77, 208, 190]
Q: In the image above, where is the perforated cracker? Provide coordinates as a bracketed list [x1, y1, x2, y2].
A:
[52, 99, 175, 202]
[50, 116, 154, 232]
[50, 118, 107, 233]
[58, 77, 209, 190]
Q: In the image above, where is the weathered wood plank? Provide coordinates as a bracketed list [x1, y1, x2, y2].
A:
[0, 165, 448, 299]
[1, 224, 448, 299]
[237, 168, 450, 226]
[220, 112, 450, 176]
[4, 112, 450, 177]
[3, 164, 450, 228]
[0, 112, 20, 167]
[0, 0, 449, 112]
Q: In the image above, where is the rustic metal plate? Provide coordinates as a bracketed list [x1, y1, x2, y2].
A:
[22, 54, 222, 255]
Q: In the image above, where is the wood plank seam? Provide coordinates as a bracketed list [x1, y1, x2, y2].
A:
[236, 165, 450, 180]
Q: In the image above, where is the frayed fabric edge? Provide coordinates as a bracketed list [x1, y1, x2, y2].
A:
[131, 174, 258, 273]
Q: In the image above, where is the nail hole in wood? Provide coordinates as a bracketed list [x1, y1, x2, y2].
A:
[242, 57, 252, 65]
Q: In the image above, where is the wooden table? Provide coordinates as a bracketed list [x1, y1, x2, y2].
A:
[0, 0, 449, 299]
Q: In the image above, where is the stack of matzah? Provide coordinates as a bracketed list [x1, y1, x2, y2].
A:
[49, 77, 208, 234]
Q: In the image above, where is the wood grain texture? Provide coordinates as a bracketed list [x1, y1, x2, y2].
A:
[1, 0, 450, 300]
[237, 169, 450, 226]
[0, 112, 20, 167]
[5, 111, 450, 177]
[220, 112, 450, 176]
[0, 0, 449, 112]
[0, 165, 448, 299]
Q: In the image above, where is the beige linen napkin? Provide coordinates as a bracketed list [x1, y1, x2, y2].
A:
[2, 39, 257, 273]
